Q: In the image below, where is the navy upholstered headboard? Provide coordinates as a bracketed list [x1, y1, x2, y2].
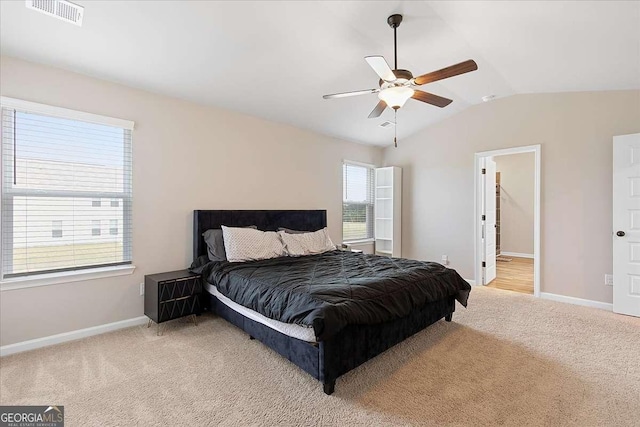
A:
[193, 210, 327, 260]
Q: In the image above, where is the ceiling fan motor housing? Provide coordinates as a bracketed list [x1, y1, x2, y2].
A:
[379, 69, 413, 87]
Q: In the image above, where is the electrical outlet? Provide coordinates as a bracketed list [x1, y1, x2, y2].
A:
[139, 283, 145, 296]
[441, 255, 449, 265]
[604, 274, 614, 286]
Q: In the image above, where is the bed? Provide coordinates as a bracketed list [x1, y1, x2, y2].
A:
[191, 210, 471, 394]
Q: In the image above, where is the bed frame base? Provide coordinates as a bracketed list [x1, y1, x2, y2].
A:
[205, 293, 455, 395]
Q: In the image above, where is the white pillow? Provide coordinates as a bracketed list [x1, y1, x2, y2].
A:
[221, 226, 286, 262]
[278, 227, 336, 257]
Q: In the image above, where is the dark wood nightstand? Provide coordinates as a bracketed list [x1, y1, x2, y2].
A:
[144, 269, 202, 335]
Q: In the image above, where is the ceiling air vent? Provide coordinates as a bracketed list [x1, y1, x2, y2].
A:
[26, 0, 84, 26]
[379, 121, 396, 129]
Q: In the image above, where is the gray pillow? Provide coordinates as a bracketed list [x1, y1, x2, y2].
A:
[203, 225, 257, 261]
[277, 227, 309, 234]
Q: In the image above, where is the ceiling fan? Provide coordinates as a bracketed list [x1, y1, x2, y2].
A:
[323, 14, 478, 119]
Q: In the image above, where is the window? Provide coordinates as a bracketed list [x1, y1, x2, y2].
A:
[342, 161, 374, 241]
[1, 97, 133, 279]
[110, 199, 119, 208]
[52, 221, 63, 238]
[92, 220, 101, 236]
[109, 219, 118, 236]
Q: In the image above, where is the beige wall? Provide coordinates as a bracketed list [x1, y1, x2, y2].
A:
[383, 91, 640, 304]
[2, 55, 639, 346]
[494, 153, 535, 255]
[0, 56, 382, 346]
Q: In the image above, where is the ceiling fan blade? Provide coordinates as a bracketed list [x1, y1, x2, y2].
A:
[365, 56, 396, 82]
[323, 88, 379, 99]
[368, 100, 387, 118]
[413, 60, 478, 86]
[412, 90, 453, 108]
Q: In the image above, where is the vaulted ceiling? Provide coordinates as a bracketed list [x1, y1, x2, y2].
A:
[1, 1, 639, 146]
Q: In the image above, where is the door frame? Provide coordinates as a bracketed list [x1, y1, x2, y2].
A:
[474, 144, 541, 296]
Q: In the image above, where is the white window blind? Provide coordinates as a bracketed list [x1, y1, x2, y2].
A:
[1, 98, 133, 279]
[342, 161, 374, 241]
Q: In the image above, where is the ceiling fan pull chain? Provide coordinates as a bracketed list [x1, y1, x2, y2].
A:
[394, 110, 398, 148]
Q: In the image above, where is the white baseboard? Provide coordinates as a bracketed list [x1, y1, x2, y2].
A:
[500, 252, 534, 259]
[539, 292, 613, 311]
[465, 278, 477, 286]
[0, 316, 148, 357]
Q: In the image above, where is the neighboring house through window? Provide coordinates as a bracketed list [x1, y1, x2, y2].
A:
[0, 97, 134, 278]
[342, 161, 375, 242]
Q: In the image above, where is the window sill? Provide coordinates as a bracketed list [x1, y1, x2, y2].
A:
[0, 265, 136, 291]
[343, 238, 375, 245]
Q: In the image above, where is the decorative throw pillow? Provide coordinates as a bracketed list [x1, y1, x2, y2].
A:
[222, 226, 286, 262]
[278, 227, 336, 257]
[203, 226, 256, 262]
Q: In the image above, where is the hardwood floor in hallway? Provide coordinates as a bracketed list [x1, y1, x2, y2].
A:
[486, 256, 534, 294]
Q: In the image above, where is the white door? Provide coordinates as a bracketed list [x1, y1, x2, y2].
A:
[613, 133, 640, 317]
[483, 157, 497, 284]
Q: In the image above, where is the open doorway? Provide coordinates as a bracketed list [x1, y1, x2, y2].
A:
[474, 145, 541, 296]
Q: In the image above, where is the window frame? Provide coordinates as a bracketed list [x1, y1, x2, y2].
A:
[0, 97, 136, 289]
[51, 220, 63, 239]
[109, 219, 118, 236]
[342, 160, 376, 243]
[91, 220, 102, 237]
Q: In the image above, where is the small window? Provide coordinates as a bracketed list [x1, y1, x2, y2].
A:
[92, 220, 101, 236]
[109, 219, 118, 236]
[110, 199, 119, 208]
[92, 199, 101, 208]
[343, 162, 375, 241]
[52, 221, 63, 238]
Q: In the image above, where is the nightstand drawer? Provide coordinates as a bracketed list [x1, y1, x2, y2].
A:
[158, 276, 201, 302]
[158, 294, 201, 323]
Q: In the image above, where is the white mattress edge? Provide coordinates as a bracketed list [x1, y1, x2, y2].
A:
[204, 282, 317, 343]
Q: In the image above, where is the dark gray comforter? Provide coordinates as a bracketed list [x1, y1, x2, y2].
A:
[191, 250, 471, 341]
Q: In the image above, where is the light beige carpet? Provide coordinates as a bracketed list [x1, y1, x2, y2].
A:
[1, 287, 639, 426]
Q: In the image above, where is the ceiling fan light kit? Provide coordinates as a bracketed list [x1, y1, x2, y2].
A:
[378, 86, 414, 109]
[322, 13, 479, 146]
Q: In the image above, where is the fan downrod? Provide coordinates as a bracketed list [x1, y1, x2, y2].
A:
[387, 15, 403, 69]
